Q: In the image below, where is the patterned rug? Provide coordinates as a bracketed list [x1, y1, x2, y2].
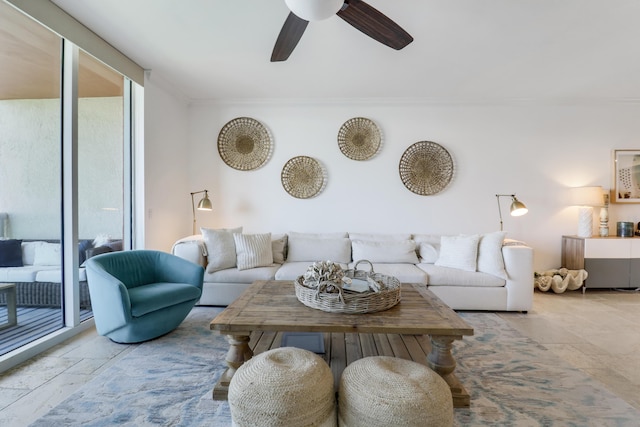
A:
[31, 307, 640, 426]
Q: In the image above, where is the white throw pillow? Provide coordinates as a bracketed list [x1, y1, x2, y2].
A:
[233, 233, 273, 271]
[435, 235, 480, 272]
[418, 242, 440, 264]
[287, 236, 351, 263]
[33, 242, 62, 266]
[201, 227, 242, 273]
[477, 231, 507, 279]
[351, 239, 419, 263]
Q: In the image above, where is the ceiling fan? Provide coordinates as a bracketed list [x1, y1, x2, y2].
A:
[271, 0, 414, 62]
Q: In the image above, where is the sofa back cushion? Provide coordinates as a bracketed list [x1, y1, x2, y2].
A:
[348, 232, 412, 241]
[0, 239, 23, 267]
[287, 236, 351, 263]
[33, 242, 62, 266]
[351, 239, 419, 264]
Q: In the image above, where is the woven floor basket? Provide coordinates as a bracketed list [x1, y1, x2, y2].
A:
[294, 260, 401, 314]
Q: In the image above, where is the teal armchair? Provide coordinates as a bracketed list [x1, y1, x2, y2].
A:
[85, 250, 204, 343]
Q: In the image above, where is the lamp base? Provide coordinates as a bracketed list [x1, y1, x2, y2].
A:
[577, 206, 594, 237]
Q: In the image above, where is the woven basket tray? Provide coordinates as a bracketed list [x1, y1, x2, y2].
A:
[294, 260, 401, 314]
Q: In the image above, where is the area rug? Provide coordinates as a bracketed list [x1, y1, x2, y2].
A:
[31, 307, 640, 426]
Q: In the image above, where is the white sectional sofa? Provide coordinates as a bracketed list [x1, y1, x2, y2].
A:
[172, 230, 534, 312]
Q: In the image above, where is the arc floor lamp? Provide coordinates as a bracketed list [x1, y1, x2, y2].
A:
[191, 190, 213, 234]
[496, 194, 528, 231]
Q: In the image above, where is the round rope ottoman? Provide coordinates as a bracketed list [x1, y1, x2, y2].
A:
[338, 356, 453, 427]
[228, 347, 337, 427]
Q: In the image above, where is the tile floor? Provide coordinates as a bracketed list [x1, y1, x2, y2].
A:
[0, 290, 639, 426]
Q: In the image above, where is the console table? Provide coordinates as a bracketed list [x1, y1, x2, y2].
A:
[561, 235, 640, 290]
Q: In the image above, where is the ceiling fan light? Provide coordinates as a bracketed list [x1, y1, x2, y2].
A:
[285, 0, 343, 21]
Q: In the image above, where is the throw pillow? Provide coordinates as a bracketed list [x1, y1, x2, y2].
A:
[271, 233, 288, 264]
[0, 239, 23, 267]
[233, 233, 273, 271]
[414, 234, 441, 264]
[33, 242, 62, 266]
[351, 239, 419, 263]
[477, 231, 508, 279]
[287, 236, 351, 263]
[435, 235, 480, 272]
[201, 227, 242, 273]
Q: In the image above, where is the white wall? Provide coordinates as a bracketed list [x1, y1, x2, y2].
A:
[142, 76, 191, 251]
[178, 99, 640, 272]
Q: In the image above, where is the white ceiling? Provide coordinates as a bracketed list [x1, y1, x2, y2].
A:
[50, 0, 640, 102]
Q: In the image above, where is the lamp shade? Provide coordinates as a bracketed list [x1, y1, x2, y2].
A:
[197, 194, 213, 211]
[285, 0, 343, 21]
[570, 186, 603, 207]
[510, 198, 528, 216]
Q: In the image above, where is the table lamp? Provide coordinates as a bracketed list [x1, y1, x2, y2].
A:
[570, 186, 603, 238]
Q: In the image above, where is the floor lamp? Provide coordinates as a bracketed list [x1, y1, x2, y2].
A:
[191, 190, 213, 234]
[496, 194, 528, 231]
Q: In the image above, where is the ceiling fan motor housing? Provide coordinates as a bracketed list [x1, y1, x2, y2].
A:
[285, 0, 344, 21]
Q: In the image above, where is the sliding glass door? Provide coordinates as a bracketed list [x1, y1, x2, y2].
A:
[0, 1, 134, 358]
[0, 1, 64, 354]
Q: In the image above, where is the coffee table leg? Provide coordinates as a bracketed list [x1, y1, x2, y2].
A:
[427, 334, 469, 407]
[427, 335, 457, 376]
[213, 333, 252, 401]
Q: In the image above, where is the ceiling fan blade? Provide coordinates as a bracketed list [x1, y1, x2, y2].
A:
[271, 12, 309, 62]
[337, 0, 413, 50]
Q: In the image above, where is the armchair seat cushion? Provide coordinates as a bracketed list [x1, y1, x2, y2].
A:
[129, 282, 202, 317]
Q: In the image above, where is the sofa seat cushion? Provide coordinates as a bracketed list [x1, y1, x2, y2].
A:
[205, 264, 280, 284]
[275, 261, 350, 281]
[348, 263, 427, 285]
[0, 265, 58, 282]
[129, 282, 202, 317]
[35, 268, 87, 283]
[417, 264, 505, 287]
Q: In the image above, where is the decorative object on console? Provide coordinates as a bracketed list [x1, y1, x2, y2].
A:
[616, 221, 634, 237]
[534, 268, 588, 293]
[337, 117, 381, 160]
[399, 141, 453, 195]
[599, 193, 610, 237]
[190, 189, 213, 234]
[495, 194, 528, 231]
[570, 186, 603, 238]
[613, 149, 640, 203]
[217, 117, 273, 171]
[281, 155, 326, 199]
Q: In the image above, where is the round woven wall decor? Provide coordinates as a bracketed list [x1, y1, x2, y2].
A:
[337, 117, 381, 160]
[399, 141, 453, 195]
[281, 156, 325, 199]
[217, 117, 272, 171]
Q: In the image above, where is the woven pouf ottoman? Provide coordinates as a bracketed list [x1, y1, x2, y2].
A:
[228, 347, 337, 427]
[338, 356, 453, 427]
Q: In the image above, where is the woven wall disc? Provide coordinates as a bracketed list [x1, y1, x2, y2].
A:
[281, 156, 325, 199]
[217, 117, 272, 170]
[399, 141, 453, 195]
[337, 117, 381, 160]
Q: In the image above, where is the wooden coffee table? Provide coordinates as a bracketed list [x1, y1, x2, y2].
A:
[210, 280, 474, 407]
